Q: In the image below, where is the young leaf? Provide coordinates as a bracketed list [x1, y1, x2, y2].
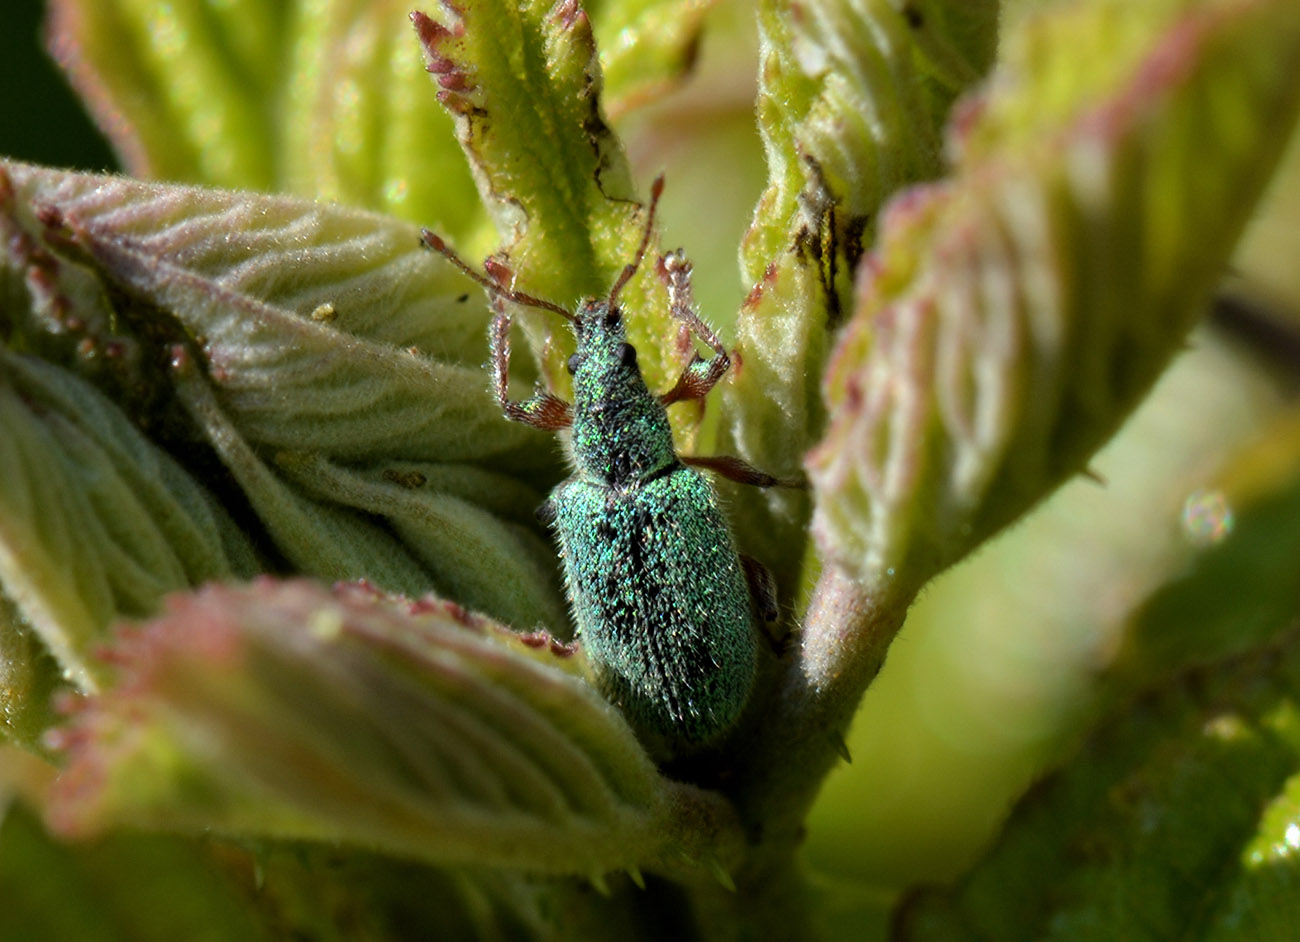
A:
[720, 0, 998, 588]
[587, 0, 721, 118]
[0, 351, 257, 694]
[807, 0, 1300, 604]
[1, 595, 63, 749]
[412, 1, 634, 289]
[45, 0, 287, 188]
[164, 363, 444, 597]
[277, 452, 569, 634]
[47, 580, 742, 878]
[45, 0, 487, 237]
[281, 0, 482, 233]
[411, 1, 685, 395]
[1, 158, 569, 616]
[0, 160, 543, 467]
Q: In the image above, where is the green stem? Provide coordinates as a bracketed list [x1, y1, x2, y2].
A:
[734, 561, 913, 854]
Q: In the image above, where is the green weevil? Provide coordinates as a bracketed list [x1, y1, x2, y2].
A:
[421, 178, 780, 753]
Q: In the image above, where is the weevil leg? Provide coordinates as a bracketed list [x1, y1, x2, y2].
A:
[489, 303, 574, 430]
[742, 553, 793, 656]
[741, 554, 779, 624]
[656, 249, 733, 406]
[682, 454, 805, 489]
[421, 226, 574, 429]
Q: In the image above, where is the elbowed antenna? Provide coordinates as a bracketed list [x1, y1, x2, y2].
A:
[607, 174, 665, 309]
[419, 229, 575, 322]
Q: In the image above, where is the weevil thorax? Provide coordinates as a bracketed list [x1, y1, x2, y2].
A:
[567, 299, 676, 487]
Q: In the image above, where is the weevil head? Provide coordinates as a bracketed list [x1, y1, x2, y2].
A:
[566, 299, 677, 486]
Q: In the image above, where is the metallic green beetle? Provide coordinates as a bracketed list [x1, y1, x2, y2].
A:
[422, 179, 778, 754]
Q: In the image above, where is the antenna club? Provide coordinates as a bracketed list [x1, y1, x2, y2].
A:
[483, 257, 512, 285]
[420, 229, 447, 253]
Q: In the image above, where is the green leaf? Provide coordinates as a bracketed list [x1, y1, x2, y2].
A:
[0, 350, 258, 695]
[1, 159, 570, 611]
[720, 0, 997, 590]
[1, 160, 535, 461]
[894, 631, 1300, 940]
[277, 452, 568, 634]
[0, 594, 63, 749]
[2, 795, 637, 942]
[800, 332, 1285, 891]
[45, 0, 487, 236]
[412, 1, 634, 290]
[45, 0, 288, 189]
[164, 366, 445, 597]
[281, 0, 482, 233]
[46, 580, 742, 879]
[411, 0, 691, 397]
[807, 0, 1300, 602]
[588, 0, 721, 118]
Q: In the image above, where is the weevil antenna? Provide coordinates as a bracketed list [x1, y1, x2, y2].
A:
[607, 175, 665, 308]
[420, 229, 575, 322]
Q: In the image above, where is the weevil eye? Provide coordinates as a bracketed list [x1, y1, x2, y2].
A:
[617, 343, 637, 368]
[566, 353, 581, 375]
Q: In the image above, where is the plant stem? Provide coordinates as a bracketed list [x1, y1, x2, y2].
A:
[733, 561, 913, 856]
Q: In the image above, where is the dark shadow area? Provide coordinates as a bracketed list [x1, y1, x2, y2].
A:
[1, 1, 117, 171]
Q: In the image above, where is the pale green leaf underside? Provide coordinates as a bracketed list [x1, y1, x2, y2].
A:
[1, 160, 532, 462]
[808, 0, 1300, 600]
[0, 159, 568, 629]
[49, 581, 736, 878]
[0, 351, 257, 696]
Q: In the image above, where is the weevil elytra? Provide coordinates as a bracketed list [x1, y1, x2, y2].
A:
[421, 179, 781, 753]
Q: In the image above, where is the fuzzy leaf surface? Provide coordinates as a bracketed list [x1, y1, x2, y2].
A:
[721, 0, 998, 590]
[0, 351, 257, 696]
[0, 160, 535, 459]
[47, 580, 738, 877]
[0, 160, 568, 624]
[411, 0, 688, 398]
[807, 0, 1300, 602]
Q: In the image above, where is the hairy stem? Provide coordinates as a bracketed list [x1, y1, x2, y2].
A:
[735, 562, 912, 844]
